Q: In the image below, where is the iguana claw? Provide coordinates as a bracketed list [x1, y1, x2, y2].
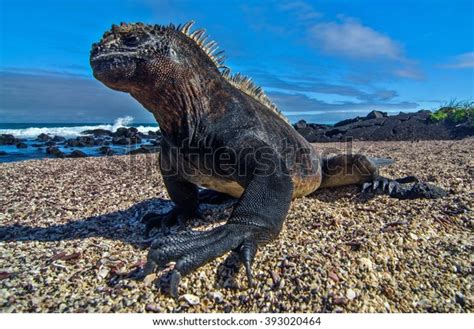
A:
[362, 175, 446, 199]
[362, 176, 400, 195]
[238, 242, 257, 288]
[362, 182, 372, 192]
[388, 180, 398, 194]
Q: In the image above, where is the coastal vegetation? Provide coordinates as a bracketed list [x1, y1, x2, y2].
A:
[429, 100, 474, 127]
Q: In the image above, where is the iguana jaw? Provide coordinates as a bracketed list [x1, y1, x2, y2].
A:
[90, 52, 139, 91]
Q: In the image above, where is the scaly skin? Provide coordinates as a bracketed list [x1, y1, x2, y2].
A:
[90, 22, 446, 296]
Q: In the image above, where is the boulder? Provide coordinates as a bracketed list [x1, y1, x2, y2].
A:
[294, 120, 307, 129]
[64, 136, 99, 147]
[334, 117, 363, 127]
[98, 146, 114, 156]
[147, 130, 161, 138]
[46, 146, 65, 158]
[81, 129, 113, 136]
[0, 151, 7, 156]
[127, 145, 160, 155]
[52, 135, 66, 142]
[37, 133, 51, 141]
[64, 139, 85, 147]
[0, 134, 19, 145]
[77, 136, 97, 146]
[16, 142, 28, 149]
[67, 150, 87, 158]
[366, 110, 388, 120]
[112, 136, 141, 145]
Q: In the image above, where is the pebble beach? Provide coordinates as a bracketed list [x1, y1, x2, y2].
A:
[0, 139, 472, 313]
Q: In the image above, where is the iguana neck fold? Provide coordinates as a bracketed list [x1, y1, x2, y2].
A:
[130, 75, 221, 141]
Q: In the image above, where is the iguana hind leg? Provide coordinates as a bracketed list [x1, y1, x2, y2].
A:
[362, 177, 447, 199]
[319, 154, 379, 189]
[320, 154, 446, 199]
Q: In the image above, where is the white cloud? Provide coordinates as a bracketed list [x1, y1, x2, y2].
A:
[309, 18, 402, 60]
[279, 1, 322, 21]
[441, 52, 474, 69]
[394, 67, 424, 80]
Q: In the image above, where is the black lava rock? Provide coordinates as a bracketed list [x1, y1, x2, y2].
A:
[366, 110, 388, 120]
[81, 129, 113, 137]
[52, 135, 66, 142]
[294, 120, 307, 129]
[64, 136, 99, 147]
[67, 150, 87, 158]
[16, 142, 28, 148]
[46, 146, 65, 158]
[127, 145, 160, 155]
[112, 136, 141, 145]
[294, 110, 474, 142]
[98, 146, 114, 156]
[37, 133, 51, 142]
[0, 134, 19, 145]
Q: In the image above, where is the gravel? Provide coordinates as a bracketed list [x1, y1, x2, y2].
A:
[0, 139, 472, 312]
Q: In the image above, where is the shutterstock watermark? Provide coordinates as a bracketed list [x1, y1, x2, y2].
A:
[104, 137, 378, 180]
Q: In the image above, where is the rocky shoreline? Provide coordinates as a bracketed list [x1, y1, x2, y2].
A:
[0, 127, 162, 160]
[1, 110, 473, 161]
[293, 110, 473, 143]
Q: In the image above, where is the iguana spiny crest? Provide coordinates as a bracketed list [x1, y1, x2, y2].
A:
[90, 21, 288, 122]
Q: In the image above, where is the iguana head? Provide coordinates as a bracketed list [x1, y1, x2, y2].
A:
[90, 21, 287, 126]
[90, 22, 222, 93]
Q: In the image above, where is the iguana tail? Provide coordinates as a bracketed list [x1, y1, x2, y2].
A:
[366, 157, 395, 167]
[320, 154, 393, 189]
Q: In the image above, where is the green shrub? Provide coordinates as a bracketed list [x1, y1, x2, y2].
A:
[429, 101, 474, 127]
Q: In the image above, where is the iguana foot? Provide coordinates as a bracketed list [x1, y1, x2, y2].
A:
[141, 208, 192, 237]
[362, 175, 419, 194]
[362, 176, 447, 199]
[142, 190, 236, 237]
[139, 224, 262, 297]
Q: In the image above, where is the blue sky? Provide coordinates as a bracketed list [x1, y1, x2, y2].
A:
[0, 0, 473, 123]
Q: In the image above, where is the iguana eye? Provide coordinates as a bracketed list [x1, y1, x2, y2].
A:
[170, 48, 177, 58]
[123, 35, 140, 47]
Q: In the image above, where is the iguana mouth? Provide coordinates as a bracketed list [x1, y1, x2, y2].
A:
[91, 51, 138, 61]
[90, 52, 138, 76]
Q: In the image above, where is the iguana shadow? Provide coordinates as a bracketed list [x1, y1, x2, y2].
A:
[308, 185, 372, 203]
[0, 196, 236, 248]
[0, 186, 370, 247]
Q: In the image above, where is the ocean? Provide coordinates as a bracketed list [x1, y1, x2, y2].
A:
[0, 117, 160, 163]
[0, 115, 339, 163]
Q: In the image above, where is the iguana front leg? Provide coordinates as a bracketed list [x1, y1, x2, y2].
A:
[142, 146, 200, 236]
[142, 173, 199, 236]
[140, 144, 293, 296]
[142, 185, 236, 235]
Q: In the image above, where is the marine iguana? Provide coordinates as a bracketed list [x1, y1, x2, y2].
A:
[90, 21, 446, 296]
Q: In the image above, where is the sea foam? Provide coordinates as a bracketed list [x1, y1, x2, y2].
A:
[0, 116, 158, 138]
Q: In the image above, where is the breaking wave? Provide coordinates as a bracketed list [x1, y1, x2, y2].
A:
[0, 116, 159, 139]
